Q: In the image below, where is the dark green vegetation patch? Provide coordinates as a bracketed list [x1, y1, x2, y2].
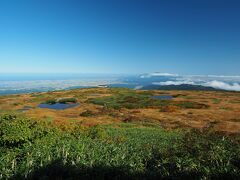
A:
[44, 98, 77, 104]
[88, 93, 169, 109]
[89, 92, 209, 110]
[58, 98, 77, 104]
[44, 99, 57, 105]
[176, 101, 209, 109]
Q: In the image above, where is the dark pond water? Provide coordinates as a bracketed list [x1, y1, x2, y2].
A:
[151, 95, 173, 100]
[38, 103, 80, 110]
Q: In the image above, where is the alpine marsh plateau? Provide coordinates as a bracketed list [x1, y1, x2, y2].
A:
[0, 88, 240, 179]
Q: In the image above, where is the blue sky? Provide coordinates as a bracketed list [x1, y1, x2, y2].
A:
[0, 0, 240, 75]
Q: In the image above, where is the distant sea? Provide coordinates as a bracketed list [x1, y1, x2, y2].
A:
[1, 73, 240, 95]
[0, 73, 130, 95]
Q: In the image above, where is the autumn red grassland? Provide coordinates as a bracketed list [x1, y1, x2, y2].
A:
[0, 88, 240, 134]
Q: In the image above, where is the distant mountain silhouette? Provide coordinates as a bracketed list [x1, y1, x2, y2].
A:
[141, 84, 219, 91]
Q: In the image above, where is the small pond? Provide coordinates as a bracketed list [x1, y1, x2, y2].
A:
[38, 103, 80, 110]
[151, 95, 173, 100]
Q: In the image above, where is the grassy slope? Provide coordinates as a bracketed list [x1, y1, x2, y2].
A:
[0, 114, 240, 179]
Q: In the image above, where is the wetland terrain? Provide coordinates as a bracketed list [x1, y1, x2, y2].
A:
[0, 88, 240, 179]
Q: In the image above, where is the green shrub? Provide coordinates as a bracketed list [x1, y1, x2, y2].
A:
[43, 98, 77, 105]
[0, 114, 36, 148]
[58, 98, 77, 104]
[86, 126, 108, 140]
[212, 99, 221, 104]
[44, 99, 57, 105]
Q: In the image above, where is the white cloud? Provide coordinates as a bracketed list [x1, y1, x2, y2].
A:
[152, 80, 240, 91]
[203, 81, 240, 91]
[149, 72, 240, 91]
[153, 80, 195, 86]
[140, 72, 178, 78]
[150, 72, 179, 77]
[206, 75, 240, 78]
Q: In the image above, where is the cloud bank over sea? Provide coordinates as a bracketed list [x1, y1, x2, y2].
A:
[145, 73, 240, 91]
[0, 73, 240, 95]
